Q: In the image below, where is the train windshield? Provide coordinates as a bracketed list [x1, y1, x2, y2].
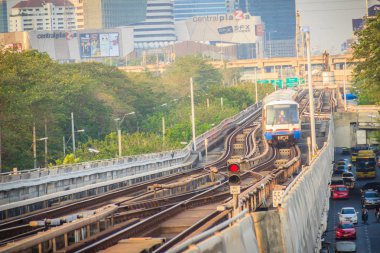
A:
[266, 104, 298, 125]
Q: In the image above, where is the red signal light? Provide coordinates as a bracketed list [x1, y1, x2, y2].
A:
[228, 164, 240, 173]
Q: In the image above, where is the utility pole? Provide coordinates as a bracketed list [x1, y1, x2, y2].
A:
[162, 116, 166, 143]
[0, 126, 2, 172]
[365, 0, 369, 17]
[71, 112, 76, 155]
[33, 122, 37, 169]
[63, 136, 66, 157]
[220, 97, 224, 108]
[306, 31, 317, 155]
[190, 78, 196, 151]
[117, 128, 122, 157]
[255, 68, 258, 103]
[296, 10, 301, 58]
[44, 118, 48, 167]
[343, 59, 347, 111]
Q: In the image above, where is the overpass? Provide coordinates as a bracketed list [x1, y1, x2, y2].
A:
[119, 54, 357, 85]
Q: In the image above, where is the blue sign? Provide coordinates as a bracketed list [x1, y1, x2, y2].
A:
[218, 26, 233, 34]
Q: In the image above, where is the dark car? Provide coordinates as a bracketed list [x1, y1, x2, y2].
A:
[342, 147, 350, 155]
[361, 182, 380, 193]
[361, 190, 380, 208]
[334, 165, 348, 173]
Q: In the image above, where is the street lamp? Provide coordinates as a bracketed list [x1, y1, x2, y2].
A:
[64, 129, 85, 157]
[303, 27, 317, 156]
[32, 123, 48, 169]
[114, 111, 135, 157]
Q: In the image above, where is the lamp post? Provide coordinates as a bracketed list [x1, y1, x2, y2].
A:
[304, 28, 317, 156]
[64, 129, 84, 157]
[254, 67, 258, 103]
[343, 60, 347, 111]
[32, 123, 48, 169]
[190, 78, 196, 151]
[114, 111, 135, 157]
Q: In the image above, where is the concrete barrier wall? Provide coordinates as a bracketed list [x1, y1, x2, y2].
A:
[279, 119, 334, 253]
[181, 215, 259, 253]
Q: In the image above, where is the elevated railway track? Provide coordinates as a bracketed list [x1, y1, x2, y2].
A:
[0, 88, 335, 253]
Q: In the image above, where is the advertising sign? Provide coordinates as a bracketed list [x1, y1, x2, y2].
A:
[368, 0, 380, 16]
[352, 19, 364, 31]
[175, 13, 262, 43]
[80, 32, 120, 58]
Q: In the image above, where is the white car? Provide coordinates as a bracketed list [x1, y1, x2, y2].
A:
[338, 207, 358, 224]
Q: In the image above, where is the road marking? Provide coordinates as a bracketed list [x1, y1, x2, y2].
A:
[364, 223, 371, 253]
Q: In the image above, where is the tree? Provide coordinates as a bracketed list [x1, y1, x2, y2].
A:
[161, 55, 223, 97]
[351, 14, 380, 105]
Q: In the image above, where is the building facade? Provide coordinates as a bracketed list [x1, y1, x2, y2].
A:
[9, 0, 77, 32]
[70, 0, 84, 29]
[0, 0, 7, 33]
[102, 0, 146, 28]
[173, 0, 228, 21]
[239, 0, 296, 57]
[82, 0, 146, 29]
[133, 0, 176, 49]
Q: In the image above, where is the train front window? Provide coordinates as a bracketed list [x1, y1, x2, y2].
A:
[266, 104, 298, 125]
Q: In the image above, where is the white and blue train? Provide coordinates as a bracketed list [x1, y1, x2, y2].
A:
[262, 89, 301, 146]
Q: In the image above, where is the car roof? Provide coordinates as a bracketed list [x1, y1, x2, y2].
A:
[333, 185, 346, 188]
[364, 190, 378, 194]
[335, 241, 356, 251]
[342, 207, 355, 210]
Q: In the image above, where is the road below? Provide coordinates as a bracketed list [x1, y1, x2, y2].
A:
[325, 149, 380, 252]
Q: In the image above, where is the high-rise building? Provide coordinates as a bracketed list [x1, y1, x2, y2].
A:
[173, 0, 228, 21]
[134, 0, 176, 49]
[82, 0, 147, 29]
[0, 0, 7, 33]
[239, 0, 296, 57]
[9, 0, 77, 32]
[102, 0, 147, 28]
[69, 0, 84, 29]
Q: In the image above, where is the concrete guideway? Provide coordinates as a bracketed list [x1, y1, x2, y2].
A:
[170, 117, 335, 252]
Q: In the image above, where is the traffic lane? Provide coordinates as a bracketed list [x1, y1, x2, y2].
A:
[326, 152, 380, 253]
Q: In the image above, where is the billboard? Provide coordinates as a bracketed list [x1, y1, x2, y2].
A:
[175, 12, 263, 43]
[79, 32, 120, 58]
[368, 0, 380, 16]
[352, 19, 364, 31]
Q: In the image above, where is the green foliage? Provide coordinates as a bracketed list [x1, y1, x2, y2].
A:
[162, 55, 223, 97]
[0, 50, 272, 170]
[351, 14, 380, 105]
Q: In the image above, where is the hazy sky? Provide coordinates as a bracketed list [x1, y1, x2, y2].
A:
[296, 0, 366, 54]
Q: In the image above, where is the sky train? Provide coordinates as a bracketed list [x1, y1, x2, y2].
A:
[262, 89, 301, 146]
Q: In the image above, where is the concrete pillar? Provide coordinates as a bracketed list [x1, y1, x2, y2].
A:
[64, 233, 69, 247]
[52, 238, 57, 252]
[87, 225, 91, 237]
[74, 229, 80, 242]
[38, 243, 43, 253]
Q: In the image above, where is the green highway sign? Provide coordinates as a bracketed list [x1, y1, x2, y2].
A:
[285, 77, 305, 87]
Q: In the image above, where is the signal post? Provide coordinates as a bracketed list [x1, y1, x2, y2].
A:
[227, 158, 242, 217]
